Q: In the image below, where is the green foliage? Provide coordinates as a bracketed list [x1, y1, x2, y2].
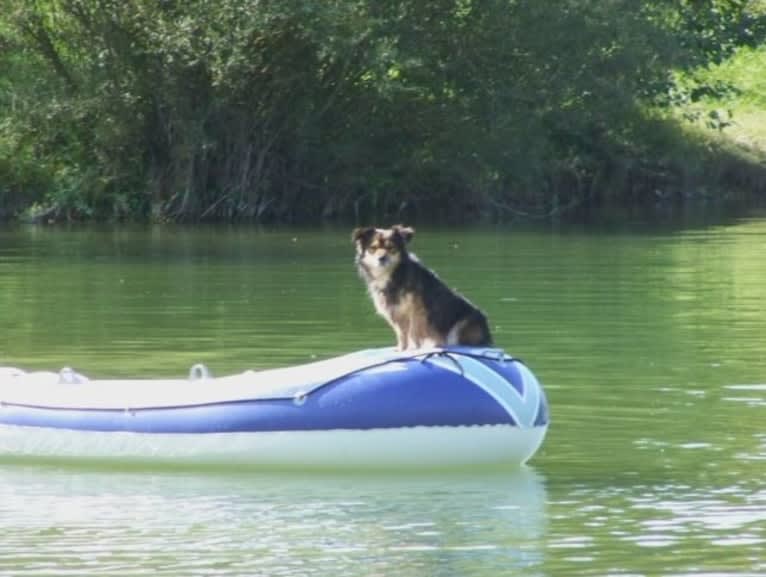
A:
[676, 0, 766, 64]
[0, 0, 764, 221]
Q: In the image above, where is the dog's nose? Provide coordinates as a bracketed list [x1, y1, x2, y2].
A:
[378, 255, 389, 265]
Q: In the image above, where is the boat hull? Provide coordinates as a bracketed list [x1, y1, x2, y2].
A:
[0, 423, 547, 469]
[0, 347, 550, 469]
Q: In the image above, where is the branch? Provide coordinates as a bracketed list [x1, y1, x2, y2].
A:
[20, 7, 78, 92]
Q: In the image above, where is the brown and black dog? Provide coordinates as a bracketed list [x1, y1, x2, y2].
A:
[353, 225, 492, 350]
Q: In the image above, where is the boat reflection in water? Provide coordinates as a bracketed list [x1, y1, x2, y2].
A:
[0, 463, 548, 576]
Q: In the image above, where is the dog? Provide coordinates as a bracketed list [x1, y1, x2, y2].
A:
[352, 225, 493, 350]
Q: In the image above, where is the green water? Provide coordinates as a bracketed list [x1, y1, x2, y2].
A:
[0, 220, 764, 576]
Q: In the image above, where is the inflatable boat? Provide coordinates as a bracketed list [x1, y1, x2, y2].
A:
[0, 347, 549, 469]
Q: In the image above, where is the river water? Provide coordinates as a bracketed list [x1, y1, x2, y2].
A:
[0, 218, 764, 576]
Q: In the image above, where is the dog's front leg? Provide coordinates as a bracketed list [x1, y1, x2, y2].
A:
[407, 315, 427, 350]
[394, 319, 410, 351]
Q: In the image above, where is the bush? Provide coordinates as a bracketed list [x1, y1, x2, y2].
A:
[0, 0, 764, 222]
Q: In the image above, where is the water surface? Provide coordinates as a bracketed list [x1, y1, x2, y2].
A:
[0, 219, 764, 576]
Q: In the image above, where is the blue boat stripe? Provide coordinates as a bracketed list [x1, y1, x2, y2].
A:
[513, 362, 542, 426]
[428, 356, 540, 427]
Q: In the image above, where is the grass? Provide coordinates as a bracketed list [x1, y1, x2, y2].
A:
[681, 44, 766, 153]
[638, 42, 766, 207]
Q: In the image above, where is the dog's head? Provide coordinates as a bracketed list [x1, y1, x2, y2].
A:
[352, 225, 414, 275]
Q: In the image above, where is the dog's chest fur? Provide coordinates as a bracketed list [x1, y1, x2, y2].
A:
[359, 256, 446, 330]
[372, 281, 420, 327]
[359, 259, 416, 322]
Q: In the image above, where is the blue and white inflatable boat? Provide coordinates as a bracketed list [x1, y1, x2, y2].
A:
[0, 348, 549, 469]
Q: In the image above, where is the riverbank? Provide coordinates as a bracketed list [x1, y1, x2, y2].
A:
[1, 2, 765, 223]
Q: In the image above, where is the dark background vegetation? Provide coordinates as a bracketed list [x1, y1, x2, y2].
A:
[1, 0, 765, 222]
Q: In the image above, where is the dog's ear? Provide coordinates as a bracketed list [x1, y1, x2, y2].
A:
[392, 225, 415, 244]
[352, 227, 376, 246]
